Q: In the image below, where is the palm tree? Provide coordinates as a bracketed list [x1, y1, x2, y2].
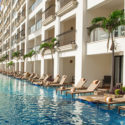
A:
[39, 38, 58, 77]
[88, 10, 125, 92]
[7, 61, 14, 72]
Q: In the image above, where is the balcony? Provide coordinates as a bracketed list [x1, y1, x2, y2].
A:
[36, 19, 42, 30]
[29, 0, 43, 14]
[57, 0, 78, 16]
[89, 26, 125, 42]
[15, 1, 20, 11]
[29, 19, 42, 34]
[20, 0, 25, 5]
[20, 29, 25, 41]
[87, 26, 125, 55]
[42, 4, 55, 26]
[19, 49, 25, 58]
[20, 15, 25, 23]
[57, 27, 76, 51]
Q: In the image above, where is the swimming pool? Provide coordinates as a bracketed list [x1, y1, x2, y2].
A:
[0, 74, 125, 125]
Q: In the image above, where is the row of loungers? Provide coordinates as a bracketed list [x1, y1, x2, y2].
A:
[1, 71, 125, 113]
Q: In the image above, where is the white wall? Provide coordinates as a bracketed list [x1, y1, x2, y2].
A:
[44, 59, 53, 76]
[83, 54, 112, 86]
[35, 61, 41, 75]
[60, 57, 75, 83]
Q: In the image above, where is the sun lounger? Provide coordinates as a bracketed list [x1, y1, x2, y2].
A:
[33, 74, 50, 85]
[45, 75, 68, 87]
[44, 75, 60, 86]
[79, 95, 125, 110]
[31, 74, 46, 83]
[66, 80, 101, 98]
[118, 105, 125, 113]
[56, 78, 87, 94]
[21, 72, 31, 80]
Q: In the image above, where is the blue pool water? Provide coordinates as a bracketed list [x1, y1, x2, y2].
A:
[0, 74, 125, 125]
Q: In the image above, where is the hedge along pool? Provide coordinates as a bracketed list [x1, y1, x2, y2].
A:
[0, 74, 125, 125]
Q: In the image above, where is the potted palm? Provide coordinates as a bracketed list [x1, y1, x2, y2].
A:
[88, 10, 125, 92]
[12, 51, 21, 60]
[23, 50, 36, 60]
[7, 61, 14, 72]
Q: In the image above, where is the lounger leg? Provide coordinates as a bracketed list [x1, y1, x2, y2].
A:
[108, 104, 110, 110]
[118, 108, 121, 114]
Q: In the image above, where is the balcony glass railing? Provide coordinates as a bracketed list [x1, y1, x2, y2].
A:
[29, 0, 42, 13]
[36, 19, 42, 30]
[57, 27, 76, 46]
[30, 25, 36, 33]
[90, 26, 125, 42]
[29, 20, 42, 34]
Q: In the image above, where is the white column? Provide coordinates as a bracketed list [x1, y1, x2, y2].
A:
[75, 0, 86, 84]
[54, 0, 60, 77]
[123, 52, 125, 86]
[24, 0, 29, 72]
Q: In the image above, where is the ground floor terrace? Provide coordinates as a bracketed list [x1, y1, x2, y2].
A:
[0, 74, 124, 124]
[0, 52, 125, 87]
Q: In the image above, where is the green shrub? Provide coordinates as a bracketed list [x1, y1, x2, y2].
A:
[115, 89, 121, 95]
[122, 87, 125, 93]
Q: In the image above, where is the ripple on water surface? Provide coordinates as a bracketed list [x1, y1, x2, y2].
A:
[0, 74, 124, 125]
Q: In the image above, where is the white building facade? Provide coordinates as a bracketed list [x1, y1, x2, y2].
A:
[0, 0, 125, 86]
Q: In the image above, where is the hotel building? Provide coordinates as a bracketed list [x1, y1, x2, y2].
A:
[0, 0, 125, 86]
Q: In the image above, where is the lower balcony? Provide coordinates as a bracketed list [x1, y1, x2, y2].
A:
[42, 4, 55, 26]
[87, 26, 125, 55]
[57, 0, 78, 16]
[20, 16, 25, 23]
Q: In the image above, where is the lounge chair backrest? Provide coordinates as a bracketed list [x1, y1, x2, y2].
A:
[43, 75, 49, 82]
[87, 80, 100, 91]
[24, 72, 29, 77]
[33, 74, 39, 79]
[59, 75, 67, 85]
[30, 73, 35, 78]
[40, 74, 46, 80]
[53, 75, 60, 83]
[74, 78, 86, 88]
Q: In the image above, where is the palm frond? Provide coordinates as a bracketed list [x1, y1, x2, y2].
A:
[51, 38, 57, 43]
[87, 24, 102, 35]
[110, 10, 124, 19]
[92, 17, 106, 24]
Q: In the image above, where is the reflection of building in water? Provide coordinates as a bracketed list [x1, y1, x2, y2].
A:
[38, 89, 44, 108]
[53, 90, 58, 102]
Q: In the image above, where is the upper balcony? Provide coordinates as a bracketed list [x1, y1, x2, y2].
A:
[29, 0, 43, 14]
[57, 16, 76, 51]
[29, 19, 42, 35]
[57, 0, 78, 17]
[15, 0, 21, 11]
[87, 26, 125, 55]
[42, 0, 55, 26]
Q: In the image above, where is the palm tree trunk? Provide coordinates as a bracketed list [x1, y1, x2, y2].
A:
[110, 32, 115, 93]
[50, 49, 54, 78]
